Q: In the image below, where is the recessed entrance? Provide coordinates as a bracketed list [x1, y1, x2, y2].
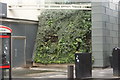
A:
[12, 36, 26, 67]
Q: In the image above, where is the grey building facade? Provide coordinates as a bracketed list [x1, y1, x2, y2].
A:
[0, 18, 38, 67]
[0, 2, 38, 67]
[92, 0, 120, 67]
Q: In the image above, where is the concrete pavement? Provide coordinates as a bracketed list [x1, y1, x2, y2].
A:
[10, 67, 120, 79]
[4, 65, 120, 79]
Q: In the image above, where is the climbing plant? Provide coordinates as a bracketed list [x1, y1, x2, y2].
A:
[34, 10, 91, 64]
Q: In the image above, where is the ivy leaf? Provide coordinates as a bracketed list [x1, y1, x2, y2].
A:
[34, 10, 92, 64]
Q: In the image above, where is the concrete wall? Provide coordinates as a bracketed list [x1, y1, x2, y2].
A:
[92, 0, 119, 67]
[118, 2, 120, 47]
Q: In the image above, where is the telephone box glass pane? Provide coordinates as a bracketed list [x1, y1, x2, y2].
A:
[0, 33, 2, 80]
[0, 33, 11, 79]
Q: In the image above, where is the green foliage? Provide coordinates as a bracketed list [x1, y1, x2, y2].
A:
[34, 10, 91, 64]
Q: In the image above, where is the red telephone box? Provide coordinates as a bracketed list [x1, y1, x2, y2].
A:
[0, 25, 12, 80]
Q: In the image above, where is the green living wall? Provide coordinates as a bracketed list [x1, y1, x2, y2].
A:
[34, 10, 91, 64]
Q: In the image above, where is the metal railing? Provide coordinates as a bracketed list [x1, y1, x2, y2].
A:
[8, 3, 91, 10]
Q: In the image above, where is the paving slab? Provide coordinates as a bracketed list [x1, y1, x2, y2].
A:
[4, 67, 120, 79]
[92, 68, 119, 78]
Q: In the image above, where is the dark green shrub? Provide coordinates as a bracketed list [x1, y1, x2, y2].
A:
[34, 10, 91, 64]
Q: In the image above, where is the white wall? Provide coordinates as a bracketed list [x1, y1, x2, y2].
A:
[7, 9, 42, 21]
[0, 0, 45, 21]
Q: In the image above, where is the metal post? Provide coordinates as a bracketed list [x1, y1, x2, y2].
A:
[9, 33, 12, 80]
[68, 65, 74, 79]
[2, 37, 4, 80]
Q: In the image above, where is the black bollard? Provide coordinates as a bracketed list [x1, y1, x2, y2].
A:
[112, 47, 120, 76]
[75, 53, 92, 79]
[68, 65, 74, 79]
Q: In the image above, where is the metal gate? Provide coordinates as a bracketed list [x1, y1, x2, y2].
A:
[12, 36, 26, 67]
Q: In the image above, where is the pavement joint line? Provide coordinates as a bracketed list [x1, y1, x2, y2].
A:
[30, 68, 67, 72]
[6, 67, 120, 78]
